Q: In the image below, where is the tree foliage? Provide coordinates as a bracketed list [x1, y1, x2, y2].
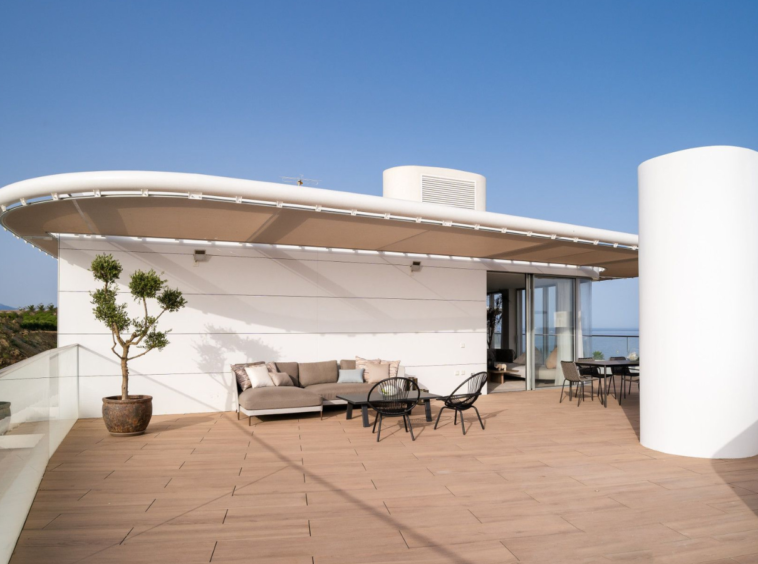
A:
[90, 254, 187, 400]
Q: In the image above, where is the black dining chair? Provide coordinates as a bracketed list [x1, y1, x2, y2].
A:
[368, 377, 421, 442]
[433, 372, 488, 435]
[619, 365, 640, 404]
[608, 356, 627, 400]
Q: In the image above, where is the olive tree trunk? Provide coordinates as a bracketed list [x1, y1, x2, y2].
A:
[120, 345, 130, 400]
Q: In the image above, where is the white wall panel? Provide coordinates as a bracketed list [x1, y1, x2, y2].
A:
[58, 293, 322, 335]
[60, 237, 489, 416]
[316, 260, 483, 301]
[60, 249, 328, 297]
[60, 333, 485, 378]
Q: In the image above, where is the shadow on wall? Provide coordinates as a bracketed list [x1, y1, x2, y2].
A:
[193, 325, 281, 373]
[79, 345, 236, 413]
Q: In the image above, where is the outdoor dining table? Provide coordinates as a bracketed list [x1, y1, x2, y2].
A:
[574, 359, 639, 408]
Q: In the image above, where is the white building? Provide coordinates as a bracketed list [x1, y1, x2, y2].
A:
[3, 146, 756, 459]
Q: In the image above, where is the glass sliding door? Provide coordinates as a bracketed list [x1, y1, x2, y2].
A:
[531, 276, 576, 388]
[578, 278, 592, 358]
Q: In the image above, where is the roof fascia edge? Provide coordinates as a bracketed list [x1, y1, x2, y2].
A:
[0, 171, 639, 247]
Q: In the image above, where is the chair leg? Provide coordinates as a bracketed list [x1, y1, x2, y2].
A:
[577, 382, 583, 406]
[620, 375, 625, 405]
[434, 406, 446, 430]
[569, 381, 573, 400]
[473, 406, 485, 430]
[460, 410, 466, 435]
[560, 381, 566, 403]
[237, 409, 240, 421]
[406, 415, 416, 441]
[590, 380, 594, 400]
[248, 416, 252, 427]
[373, 413, 379, 433]
[403, 415, 408, 432]
[454, 410, 458, 425]
[376, 414, 383, 442]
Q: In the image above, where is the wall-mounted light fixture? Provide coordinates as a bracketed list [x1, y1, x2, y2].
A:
[193, 249, 208, 265]
[410, 260, 422, 273]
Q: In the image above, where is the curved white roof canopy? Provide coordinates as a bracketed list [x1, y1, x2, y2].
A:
[0, 171, 639, 278]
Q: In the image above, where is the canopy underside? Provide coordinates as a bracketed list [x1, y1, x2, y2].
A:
[2, 197, 638, 278]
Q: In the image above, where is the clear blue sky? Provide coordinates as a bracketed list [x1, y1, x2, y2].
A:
[2, 1, 757, 327]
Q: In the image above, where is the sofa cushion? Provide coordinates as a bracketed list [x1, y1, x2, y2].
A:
[340, 359, 357, 370]
[355, 356, 400, 379]
[365, 362, 390, 383]
[245, 364, 274, 389]
[545, 347, 558, 369]
[338, 368, 364, 383]
[275, 362, 300, 387]
[299, 360, 339, 387]
[238, 387, 321, 411]
[270, 371, 295, 387]
[231, 361, 264, 392]
[304, 382, 374, 401]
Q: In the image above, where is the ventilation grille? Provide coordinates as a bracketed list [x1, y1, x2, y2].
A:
[421, 175, 476, 210]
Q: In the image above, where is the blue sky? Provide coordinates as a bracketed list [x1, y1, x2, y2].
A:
[1, 1, 757, 326]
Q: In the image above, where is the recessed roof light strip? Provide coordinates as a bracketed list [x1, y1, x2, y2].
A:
[52, 232, 606, 274]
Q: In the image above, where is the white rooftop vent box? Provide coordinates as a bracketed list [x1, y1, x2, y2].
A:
[383, 166, 486, 211]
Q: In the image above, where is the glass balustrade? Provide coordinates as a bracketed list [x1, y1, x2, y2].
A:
[0, 345, 79, 564]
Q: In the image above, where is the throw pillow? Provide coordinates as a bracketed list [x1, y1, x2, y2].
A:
[380, 359, 400, 378]
[513, 352, 526, 364]
[355, 356, 380, 380]
[545, 348, 558, 369]
[338, 368, 365, 383]
[269, 371, 294, 387]
[232, 361, 264, 391]
[364, 362, 390, 383]
[244, 364, 274, 389]
[266, 362, 278, 374]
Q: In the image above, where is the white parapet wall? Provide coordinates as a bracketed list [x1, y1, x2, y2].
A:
[639, 145, 758, 458]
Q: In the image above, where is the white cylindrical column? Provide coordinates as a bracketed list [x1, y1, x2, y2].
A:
[639, 146, 758, 458]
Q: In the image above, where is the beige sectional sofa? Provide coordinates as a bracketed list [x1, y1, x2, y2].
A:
[233, 359, 382, 423]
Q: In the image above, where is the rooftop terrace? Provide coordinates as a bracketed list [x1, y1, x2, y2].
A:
[10, 388, 758, 564]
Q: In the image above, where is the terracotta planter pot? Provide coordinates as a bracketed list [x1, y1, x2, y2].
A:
[102, 395, 153, 436]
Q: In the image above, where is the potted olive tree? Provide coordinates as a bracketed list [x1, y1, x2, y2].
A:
[90, 254, 186, 436]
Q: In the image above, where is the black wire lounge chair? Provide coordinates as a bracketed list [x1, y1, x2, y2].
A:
[368, 377, 421, 442]
[433, 372, 488, 435]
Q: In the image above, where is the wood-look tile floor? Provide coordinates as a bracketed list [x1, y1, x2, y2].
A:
[11, 386, 758, 563]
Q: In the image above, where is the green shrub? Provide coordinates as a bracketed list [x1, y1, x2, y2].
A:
[19, 311, 57, 331]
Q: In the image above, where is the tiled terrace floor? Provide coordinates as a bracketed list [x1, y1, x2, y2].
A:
[11, 387, 758, 564]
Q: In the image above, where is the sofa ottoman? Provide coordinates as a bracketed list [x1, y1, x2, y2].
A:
[237, 386, 322, 424]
